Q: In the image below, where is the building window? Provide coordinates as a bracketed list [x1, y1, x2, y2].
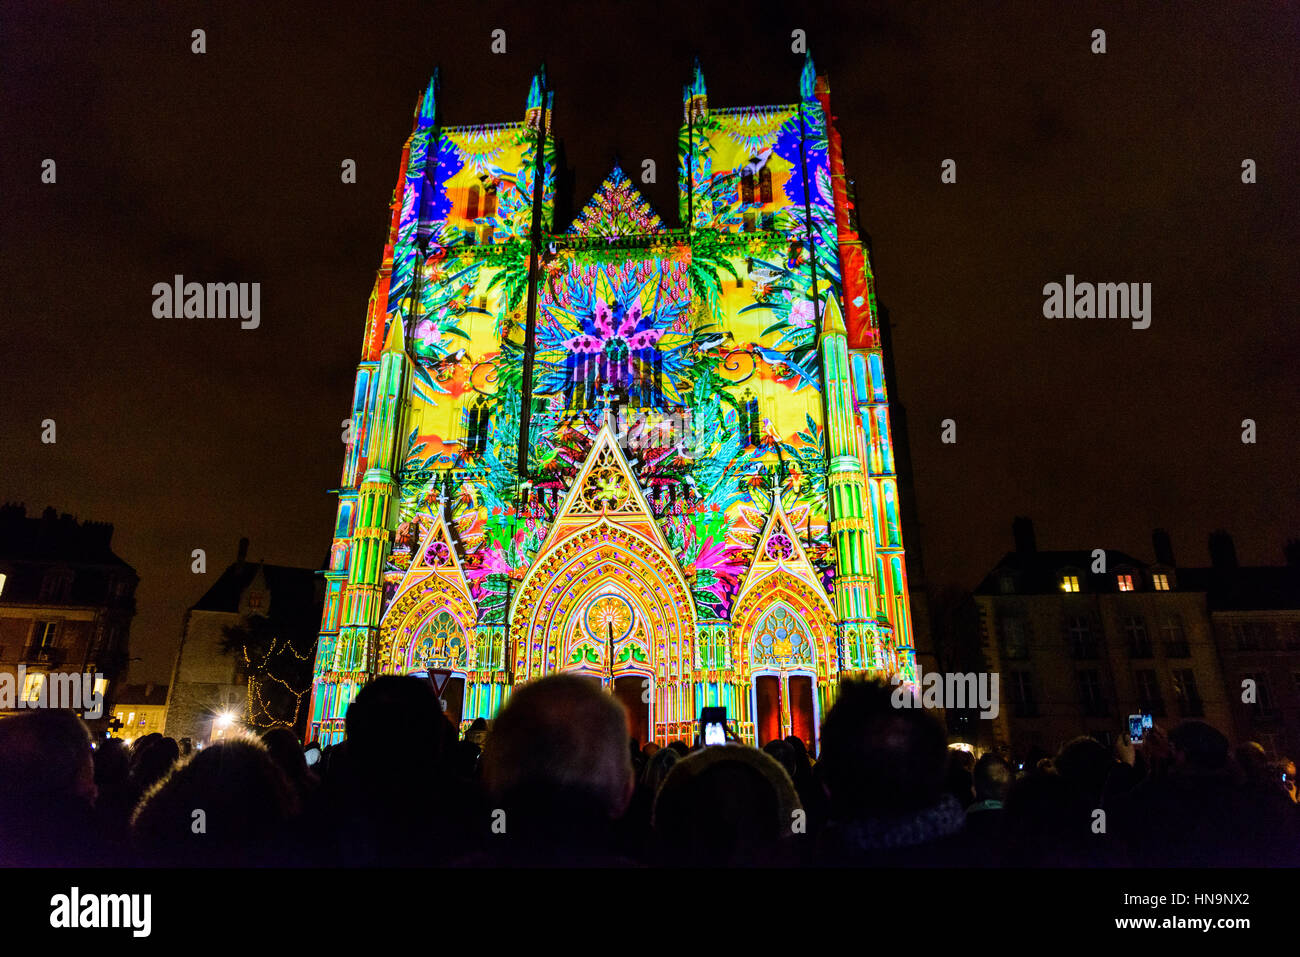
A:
[1117, 573, 1135, 592]
[1123, 615, 1151, 658]
[739, 170, 755, 205]
[1000, 617, 1029, 659]
[758, 166, 773, 204]
[1172, 669, 1203, 717]
[33, 621, 57, 651]
[482, 186, 497, 219]
[1160, 615, 1189, 657]
[1078, 669, 1107, 716]
[740, 391, 761, 447]
[999, 573, 1015, 594]
[22, 672, 45, 703]
[247, 592, 265, 612]
[1060, 574, 1080, 593]
[1135, 669, 1165, 716]
[1065, 615, 1096, 659]
[1009, 671, 1037, 717]
[1152, 573, 1170, 591]
[465, 185, 480, 220]
[467, 402, 490, 457]
[39, 569, 73, 602]
[0, 571, 7, 598]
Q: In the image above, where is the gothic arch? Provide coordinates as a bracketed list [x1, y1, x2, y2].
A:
[731, 568, 836, 679]
[510, 520, 696, 681]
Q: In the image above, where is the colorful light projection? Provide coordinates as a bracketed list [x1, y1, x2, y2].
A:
[309, 56, 917, 749]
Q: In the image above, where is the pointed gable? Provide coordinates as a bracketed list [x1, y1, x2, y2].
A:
[393, 508, 474, 609]
[535, 417, 674, 557]
[735, 494, 836, 621]
[567, 164, 665, 237]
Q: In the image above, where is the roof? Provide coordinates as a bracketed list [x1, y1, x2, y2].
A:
[0, 505, 135, 571]
[1177, 566, 1300, 612]
[974, 549, 1150, 596]
[114, 683, 169, 707]
[190, 561, 321, 620]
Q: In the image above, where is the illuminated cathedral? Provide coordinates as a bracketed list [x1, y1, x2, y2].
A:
[307, 55, 917, 751]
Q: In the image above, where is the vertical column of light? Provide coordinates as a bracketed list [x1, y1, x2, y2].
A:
[330, 75, 435, 731]
[800, 56, 872, 670]
[308, 82, 428, 737]
[681, 58, 710, 232]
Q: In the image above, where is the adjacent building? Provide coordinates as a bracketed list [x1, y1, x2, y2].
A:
[1181, 533, 1300, 759]
[108, 682, 169, 744]
[973, 519, 1232, 761]
[165, 539, 323, 748]
[0, 504, 138, 732]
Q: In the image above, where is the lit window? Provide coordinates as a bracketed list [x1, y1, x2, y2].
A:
[0, 572, 6, 597]
[1061, 575, 1080, 592]
[1117, 574, 1135, 592]
[22, 672, 45, 703]
[1153, 573, 1169, 591]
[127, 711, 136, 724]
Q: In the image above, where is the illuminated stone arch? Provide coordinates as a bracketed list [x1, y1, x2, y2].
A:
[510, 520, 696, 681]
[731, 569, 837, 679]
[377, 513, 478, 674]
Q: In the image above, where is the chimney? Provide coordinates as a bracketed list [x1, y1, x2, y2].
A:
[1152, 528, 1175, 567]
[1284, 539, 1300, 568]
[237, 537, 250, 564]
[1208, 530, 1238, 571]
[1012, 516, 1036, 555]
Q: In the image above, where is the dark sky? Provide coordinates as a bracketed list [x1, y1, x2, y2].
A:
[2, 1, 1296, 685]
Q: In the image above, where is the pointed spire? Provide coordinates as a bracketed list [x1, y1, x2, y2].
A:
[799, 51, 817, 99]
[684, 57, 707, 122]
[526, 65, 545, 111]
[417, 69, 439, 128]
[382, 314, 406, 355]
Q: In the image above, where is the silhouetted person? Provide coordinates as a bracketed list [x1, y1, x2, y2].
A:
[478, 674, 635, 866]
[667, 740, 690, 758]
[0, 710, 105, 866]
[944, 750, 976, 809]
[782, 733, 829, 837]
[651, 745, 802, 866]
[128, 733, 179, 809]
[618, 742, 681, 859]
[1055, 736, 1115, 809]
[816, 679, 967, 866]
[261, 726, 318, 805]
[964, 753, 1011, 858]
[131, 735, 301, 866]
[319, 674, 471, 866]
[763, 739, 797, 779]
[1114, 721, 1295, 866]
[92, 736, 134, 859]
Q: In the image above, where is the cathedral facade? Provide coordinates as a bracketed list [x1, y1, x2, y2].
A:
[307, 56, 917, 751]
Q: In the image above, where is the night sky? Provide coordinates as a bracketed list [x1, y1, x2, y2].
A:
[2, 2, 1295, 685]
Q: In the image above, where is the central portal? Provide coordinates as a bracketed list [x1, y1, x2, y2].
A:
[613, 675, 650, 746]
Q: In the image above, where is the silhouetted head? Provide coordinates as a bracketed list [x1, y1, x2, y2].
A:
[483, 674, 633, 822]
[1168, 721, 1229, 771]
[667, 740, 690, 757]
[641, 743, 681, 797]
[819, 679, 948, 818]
[129, 733, 179, 797]
[0, 709, 97, 810]
[93, 736, 132, 795]
[131, 734, 300, 866]
[763, 739, 797, 779]
[973, 753, 1013, 804]
[1055, 736, 1113, 799]
[260, 726, 308, 784]
[345, 674, 454, 781]
[652, 745, 800, 866]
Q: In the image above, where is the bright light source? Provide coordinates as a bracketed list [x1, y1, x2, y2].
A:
[216, 711, 235, 728]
